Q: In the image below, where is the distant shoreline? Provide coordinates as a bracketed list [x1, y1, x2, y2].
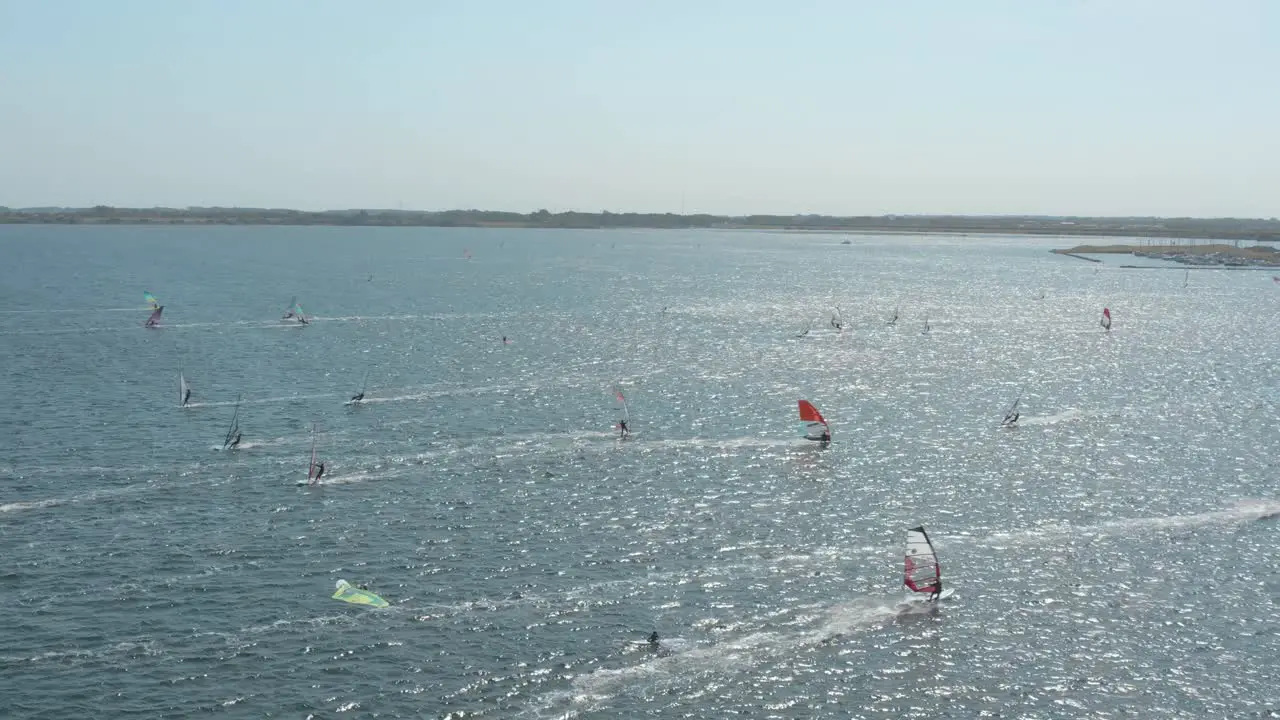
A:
[3, 206, 1279, 243]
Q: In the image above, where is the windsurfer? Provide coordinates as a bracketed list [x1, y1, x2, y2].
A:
[146, 306, 164, 328]
[647, 631, 660, 649]
[820, 429, 831, 443]
[929, 580, 944, 602]
[229, 432, 241, 448]
[183, 388, 192, 406]
[350, 392, 364, 403]
[619, 420, 629, 438]
[313, 462, 325, 483]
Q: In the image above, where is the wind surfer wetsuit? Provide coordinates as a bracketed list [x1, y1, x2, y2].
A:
[351, 393, 364, 403]
[929, 580, 943, 602]
[314, 462, 325, 482]
[619, 420, 629, 438]
[184, 389, 192, 406]
[230, 433, 241, 448]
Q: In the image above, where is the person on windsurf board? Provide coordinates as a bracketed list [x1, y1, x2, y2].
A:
[228, 432, 242, 448]
[614, 387, 631, 438]
[929, 579, 944, 602]
[798, 400, 831, 444]
[347, 371, 368, 405]
[1000, 393, 1021, 429]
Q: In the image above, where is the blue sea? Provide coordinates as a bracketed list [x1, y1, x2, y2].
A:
[1, 225, 1277, 718]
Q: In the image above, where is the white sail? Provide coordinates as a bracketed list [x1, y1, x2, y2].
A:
[179, 371, 190, 407]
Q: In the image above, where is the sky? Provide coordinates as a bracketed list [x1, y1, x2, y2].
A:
[1, 0, 1277, 217]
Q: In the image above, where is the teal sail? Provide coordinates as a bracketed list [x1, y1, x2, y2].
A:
[332, 579, 388, 608]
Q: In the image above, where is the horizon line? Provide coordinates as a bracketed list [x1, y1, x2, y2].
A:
[3, 205, 1278, 222]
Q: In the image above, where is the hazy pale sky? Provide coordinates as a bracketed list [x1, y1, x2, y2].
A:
[1, 0, 1276, 216]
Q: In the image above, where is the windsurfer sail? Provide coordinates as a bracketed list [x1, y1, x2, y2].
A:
[306, 424, 322, 484]
[904, 526, 944, 601]
[145, 306, 164, 328]
[615, 387, 631, 437]
[144, 291, 160, 309]
[179, 370, 191, 407]
[294, 301, 309, 325]
[223, 395, 242, 449]
[796, 319, 812, 338]
[798, 400, 831, 442]
[888, 307, 899, 325]
[923, 314, 931, 333]
[332, 579, 389, 608]
[1182, 269, 1189, 288]
[830, 306, 843, 331]
[1100, 307, 1112, 331]
[282, 296, 297, 319]
[1001, 393, 1021, 428]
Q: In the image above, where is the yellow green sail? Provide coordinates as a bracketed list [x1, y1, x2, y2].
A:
[331, 579, 388, 608]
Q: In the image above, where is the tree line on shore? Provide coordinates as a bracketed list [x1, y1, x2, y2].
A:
[3, 205, 1278, 241]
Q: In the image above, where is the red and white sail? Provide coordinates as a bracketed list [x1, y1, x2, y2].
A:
[797, 400, 829, 440]
[1100, 307, 1112, 331]
[903, 526, 942, 595]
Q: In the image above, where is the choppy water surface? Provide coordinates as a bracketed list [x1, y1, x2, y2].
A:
[1, 226, 1277, 718]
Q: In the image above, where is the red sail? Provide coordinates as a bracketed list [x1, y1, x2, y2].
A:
[797, 400, 827, 427]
